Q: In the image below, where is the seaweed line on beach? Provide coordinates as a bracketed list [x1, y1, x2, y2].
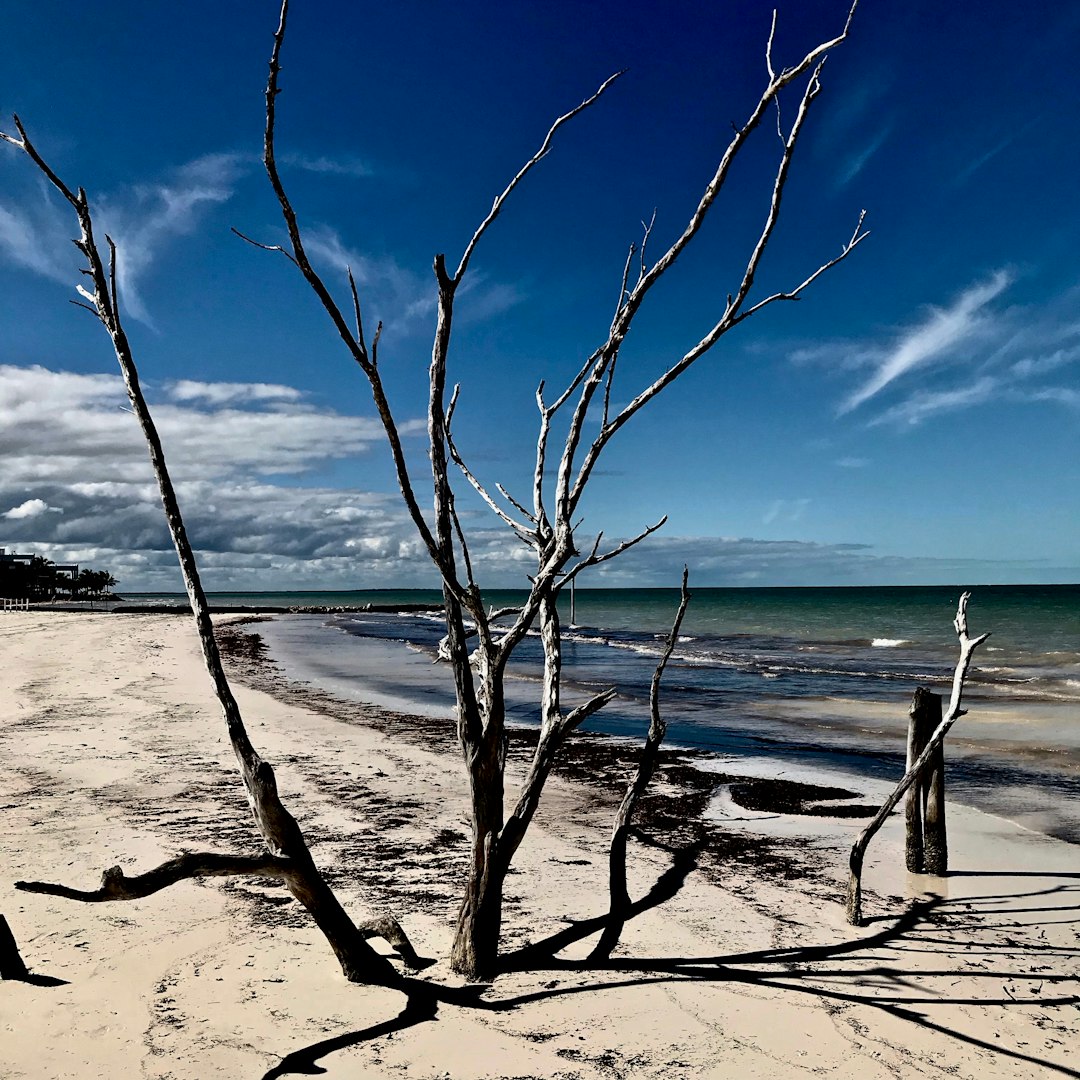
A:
[214, 619, 872, 925]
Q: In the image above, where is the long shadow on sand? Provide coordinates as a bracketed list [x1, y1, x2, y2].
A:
[261, 865, 1080, 1079]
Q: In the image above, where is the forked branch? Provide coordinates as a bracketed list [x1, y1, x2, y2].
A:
[553, 0, 864, 524]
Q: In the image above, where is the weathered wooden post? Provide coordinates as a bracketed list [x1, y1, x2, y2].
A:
[905, 687, 947, 875]
[905, 686, 947, 872]
[921, 693, 948, 876]
[846, 594, 987, 925]
[905, 688, 929, 871]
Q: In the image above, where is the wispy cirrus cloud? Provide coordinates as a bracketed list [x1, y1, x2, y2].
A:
[101, 152, 246, 326]
[282, 151, 374, 179]
[305, 225, 524, 337]
[837, 125, 892, 187]
[0, 200, 69, 281]
[0, 150, 247, 327]
[867, 376, 998, 428]
[304, 226, 436, 332]
[795, 273, 1080, 427]
[762, 498, 810, 526]
[839, 269, 1013, 415]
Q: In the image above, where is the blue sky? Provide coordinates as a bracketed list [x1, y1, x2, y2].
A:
[1, 1, 1078, 590]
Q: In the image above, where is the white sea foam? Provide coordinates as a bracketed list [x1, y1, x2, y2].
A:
[871, 638, 908, 648]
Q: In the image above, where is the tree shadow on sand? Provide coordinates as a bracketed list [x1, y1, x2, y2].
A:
[261, 865, 1080, 1080]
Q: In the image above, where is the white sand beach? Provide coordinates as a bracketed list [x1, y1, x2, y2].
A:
[1, 611, 1077, 1078]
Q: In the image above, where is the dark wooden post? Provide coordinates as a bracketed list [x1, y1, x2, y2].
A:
[0, 914, 29, 980]
[922, 693, 948, 875]
[906, 687, 945, 876]
[905, 688, 929, 871]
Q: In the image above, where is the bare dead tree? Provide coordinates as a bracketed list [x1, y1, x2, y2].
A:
[591, 568, 691, 963]
[0, 119, 418, 987]
[251, 0, 867, 980]
[845, 592, 989, 925]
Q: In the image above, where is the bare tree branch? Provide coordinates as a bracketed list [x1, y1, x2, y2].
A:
[16, 855, 426, 968]
[592, 567, 690, 961]
[496, 484, 537, 526]
[555, 516, 669, 592]
[16, 852, 295, 902]
[347, 266, 367, 352]
[610, 243, 636, 333]
[454, 71, 625, 284]
[230, 226, 300, 267]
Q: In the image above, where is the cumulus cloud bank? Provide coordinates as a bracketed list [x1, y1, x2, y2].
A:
[2, 364, 1008, 591]
[0, 364, 438, 588]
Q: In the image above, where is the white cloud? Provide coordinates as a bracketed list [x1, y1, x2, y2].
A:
[167, 380, 303, 405]
[102, 153, 246, 326]
[0, 364, 426, 487]
[282, 152, 373, 179]
[839, 269, 1013, 415]
[869, 376, 998, 427]
[0, 201, 70, 281]
[0, 363, 440, 589]
[3, 498, 61, 519]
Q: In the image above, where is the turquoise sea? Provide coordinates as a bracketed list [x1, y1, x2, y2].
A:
[127, 584, 1080, 842]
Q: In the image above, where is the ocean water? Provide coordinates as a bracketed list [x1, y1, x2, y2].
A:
[132, 585, 1080, 842]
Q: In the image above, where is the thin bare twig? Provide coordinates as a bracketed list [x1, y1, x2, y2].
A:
[454, 71, 625, 283]
[230, 227, 300, 267]
[555, 516, 669, 592]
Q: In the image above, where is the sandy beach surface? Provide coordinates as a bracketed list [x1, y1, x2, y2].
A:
[1, 611, 1078, 1078]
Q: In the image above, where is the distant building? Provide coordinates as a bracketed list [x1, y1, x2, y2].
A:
[0, 548, 80, 599]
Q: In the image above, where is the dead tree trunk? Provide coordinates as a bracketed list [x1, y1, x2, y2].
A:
[846, 593, 988, 925]
[248, 0, 865, 981]
[1, 119, 410, 987]
[591, 568, 690, 963]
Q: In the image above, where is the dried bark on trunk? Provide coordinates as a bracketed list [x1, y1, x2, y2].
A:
[846, 593, 988, 925]
[0, 120, 410, 987]
[591, 569, 690, 963]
